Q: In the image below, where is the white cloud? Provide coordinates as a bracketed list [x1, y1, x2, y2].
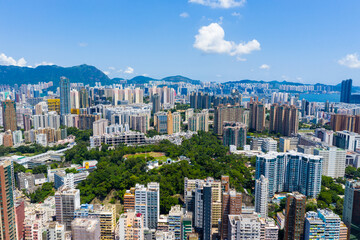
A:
[108, 66, 116, 70]
[78, 42, 88, 47]
[180, 12, 190, 18]
[338, 53, 360, 69]
[259, 64, 270, 70]
[0, 53, 27, 67]
[193, 23, 260, 59]
[124, 67, 134, 74]
[232, 12, 241, 17]
[189, 0, 246, 8]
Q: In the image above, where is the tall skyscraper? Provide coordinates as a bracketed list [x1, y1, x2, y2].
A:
[55, 188, 81, 231]
[2, 100, 17, 131]
[202, 183, 212, 240]
[134, 182, 160, 230]
[270, 104, 299, 136]
[249, 99, 265, 132]
[188, 110, 209, 132]
[222, 122, 247, 148]
[151, 93, 161, 114]
[117, 210, 144, 240]
[220, 190, 242, 240]
[256, 151, 323, 198]
[284, 192, 306, 240]
[79, 88, 89, 108]
[0, 158, 17, 240]
[343, 180, 360, 239]
[330, 114, 360, 134]
[167, 111, 174, 134]
[341, 79, 352, 103]
[214, 105, 248, 135]
[60, 77, 71, 115]
[255, 175, 269, 218]
[314, 147, 346, 178]
[155, 112, 168, 134]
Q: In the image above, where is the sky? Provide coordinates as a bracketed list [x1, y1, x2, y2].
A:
[0, 0, 360, 85]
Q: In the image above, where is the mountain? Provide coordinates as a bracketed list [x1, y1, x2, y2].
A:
[0, 64, 115, 87]
[127, 76, 158, 84]
[161, 75, 201, 85]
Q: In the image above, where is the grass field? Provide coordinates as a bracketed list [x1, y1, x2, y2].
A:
[123, 152, 169, 162]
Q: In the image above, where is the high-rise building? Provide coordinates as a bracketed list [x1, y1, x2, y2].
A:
[214, 105, 248, 135]
[185, 108, 194, 122]
[79, 88, 89, 108]
[15, 200, 25, 240]
[55, 188, 81, 231]
[256, 151, 323, 198]
[284, 192, 306, 240]
[47, 99, 60, 114]
[188, 110, 209, 132]
[341, 79, 352, 103]
[70, 89, 80, 110]
[93, 119, 109, 136]
[123, 189, 135, 212]
[0, 158, 17, 240]
[220, 190, 242, 240]
[279, 137, 298, 152]
[339, 222, 348, 240]
[304, 209, 341, 240]
[202, 183, 212, 240]
[134, 182, 160, 230]
[151, 93, 161, 114]
[255, 175, 269, 218]
[228, 213, 278, 240]
[79, 114, 101, 130]
[314, 147, 346, 178]
[116, 210, 144, 240]
[269, 104, 299, 136]
[168, 205, 182, 240]
[167, 111, 174, 134]
[60, 77, 71, 115]
[182, 212, 193, 240]
[249, 99, 265, 132]
[155, 112, 168, 134]
[343, 180, 360, 239]
[47, 222, 65, 240]
[222, 122, 247, 148]
[333, 130, 360, 151]
[71, 218, 101, 240]
[330, 114, 360, 134]
[2, 100, 17, 131]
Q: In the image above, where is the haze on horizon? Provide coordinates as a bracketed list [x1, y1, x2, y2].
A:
[0, 0, 360, 85]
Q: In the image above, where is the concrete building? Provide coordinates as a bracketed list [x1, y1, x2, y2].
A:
[220, 190, 242, 240]
[2, 100, 17, 131]
[12, 130, 23, 145]
[228, 213, 278, 240]
[315, 128, 334, 146]
[214, 105, 248, 136]
[36, 133, 47, 147]
[188, 110, 209, 132]
[330, 114, 360, 134]
[256, 151, 323, 198]
[168, 205, 182, 240]
[269, 104, 299, 136]
[249, 100, 266, 132]
[0, 158, 17, 240]
[124, 189, 135, 212]
[155, 112, 168, 134]
[47, 222, 65, 240]
[134, 182, 160, 230]
[90, 131, 146, 147]
[222, 122, 247, 149]
[279, 137, 298, 152]
[255, 175, 269, 218]
[17, 172, 36, 193]
[93, 119, 109, 136]
[343, 180, 360, 239]
[152, 93, 161, 114]
[304, 209, 341, 240]
[47, 99, 60, 114]
[116, 210, 144, 240]
[284, 192, 306, 240]
[314, 147, 346, 178]
[334, 130, 360, 151]
[71, 218, 101, 240]
[261, 138, 278, 152]
[60, 77, 71, 116]
[55, 188, 81, 230]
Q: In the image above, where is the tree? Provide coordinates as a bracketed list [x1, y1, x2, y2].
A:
[32, 165, 48, 175]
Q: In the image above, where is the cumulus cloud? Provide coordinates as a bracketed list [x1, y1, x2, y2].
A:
[231, 12, 241, 17]
[193, 23, 260, 59]
[124, 67, 134, 74]
[0, 53, 27, 66]
[338, 53, 360, 68]
[189, 0, 246, 8]
[259, 64, 270, 70]
[180, 12, 190, 18]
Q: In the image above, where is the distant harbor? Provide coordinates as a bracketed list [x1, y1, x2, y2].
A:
[299, 93, 340, 103]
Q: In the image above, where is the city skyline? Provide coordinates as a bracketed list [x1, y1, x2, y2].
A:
[0, 0, 360, 84]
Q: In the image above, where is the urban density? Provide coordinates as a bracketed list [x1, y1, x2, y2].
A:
[1, 1, 360, 240]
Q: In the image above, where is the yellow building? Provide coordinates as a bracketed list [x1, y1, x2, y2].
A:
[90, 205, 116, 240]
[47, 99, 60, 114]
[71, 108, 80, 114]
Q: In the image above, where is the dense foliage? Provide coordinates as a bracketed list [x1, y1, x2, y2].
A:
[75, 131, 253, 213]
[317, 176, 344, 217]
[345, 166, 360, 179]
[28, 182, 55, 203]
[66, 127, 93, 143]
[0, 143, 66, 157]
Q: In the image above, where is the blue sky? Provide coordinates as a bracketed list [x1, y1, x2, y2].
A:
[0, 0, 360, 85]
